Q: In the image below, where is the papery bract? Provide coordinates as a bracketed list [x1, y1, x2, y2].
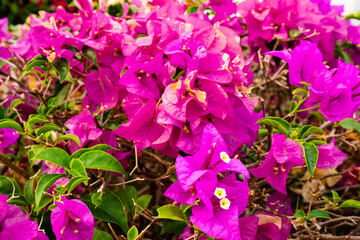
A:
[65, 109, 102, 146]
[51, 196, 94, 240]
[316, 138, 347, 169]
[249, 134, 303, 194]
[0, 128, 19, 151]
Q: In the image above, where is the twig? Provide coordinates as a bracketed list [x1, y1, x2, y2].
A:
[134, 219, 157, 240]
[142, 150, 172, 167]
[107, 178, 145, 186]
[0, 154, 31, 179]
[107, 223, 120, 240]
[130, 145, 139, 176]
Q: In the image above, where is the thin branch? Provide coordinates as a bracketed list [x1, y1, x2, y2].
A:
[0, 154, 31, 179]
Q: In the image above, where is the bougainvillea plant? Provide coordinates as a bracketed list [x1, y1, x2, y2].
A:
[1, 0, 360, 239]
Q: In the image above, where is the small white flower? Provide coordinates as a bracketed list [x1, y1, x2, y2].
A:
[220, 198, 231, 210]
[220, 151, 230, 163]
[214, 187, 227, 199]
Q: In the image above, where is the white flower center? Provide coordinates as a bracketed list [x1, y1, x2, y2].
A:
[220, 198, 231, 210]
[214, 187, 227, 199]
[220, 151, 230, 163]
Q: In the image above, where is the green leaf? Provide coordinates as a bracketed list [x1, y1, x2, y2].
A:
[306, 137, 326, 146]
[29, 145, 45, 167]
[306, 209, 331, 220]
[82, 45, 98, 66]
[92, 229, 113, 240]
[256, 117, 291, 136]
[67, 177, 88, 193]
[47, 84, 70, 107]
[303, 142, 319, 177]
[83, 189, 128, 232]
[69, 158, 88, 178]
[339, 199, 360, 209]
[186, 6, 199, 14]
[344, 11, 360, 20]
[293, 209, 305, 218]
[289, 29, 300, 38]
[292, 88, 307, 96]
[127, 225, 138, 240]
[24, 176, 36, 204]
[300, 125, 324, 138]
[117, 186, 138, 213]
[55, 134, 81, 147]
[290, 100, 297, 112]
[0, 176, 22, 197]
[107, 3, 124, 17]
[0, 119, 22, 132]
[91, 192, 103, 208]
[35, 123, 61, 136]
[135, 195, 152, 212]
[156, 205, 189, 224]
[338, 118, 360, 133]
[332, 191, 341, 205]
[180, 204, 194, 213]
[9, 99, 24, 112]
[161, 219, 187, 234]
[26, 114, 49, 130]
[33, 147, 70, 171]
[70, 144, 116, 159]
[322, 196, 330, 207]
[79, 150, 127, 175]
[52, 58, 70, 83]
[35, 174, 64, 211]
[25, 55, 48, 72]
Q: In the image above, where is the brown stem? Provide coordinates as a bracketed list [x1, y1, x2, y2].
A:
[0, 154, 31, 179]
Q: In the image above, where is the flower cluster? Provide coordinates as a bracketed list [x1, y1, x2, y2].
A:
[238, 0, 347, 62]
[267, 40, 360, 121]
[165, 124, 250, 239]
[250, 133, 347, 194]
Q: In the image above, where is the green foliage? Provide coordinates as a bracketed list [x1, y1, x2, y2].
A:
[83, 189, 128, 232]
[156, 205, 189, 224]
[79, 150, 127, 175]
[35, 174, 64, 211]
[303, 142, 319, 177]
[127, 226, 139, 240]
[256, 117, 291, 136]
[92, 229, 113, 240]
[338, 118, 360, 133]
[52, 58, 70, 83]
[339, 199, 360, 209]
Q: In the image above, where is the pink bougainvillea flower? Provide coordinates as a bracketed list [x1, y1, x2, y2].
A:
[51, 196, 94, 240]
[113, 98, 166, 151]
[249, 134, 303, 194]
[65, 109, 102, 146]
[0, 194, 48, 240]
[165, 125, 249, 239]
[174, 124, 249, 191]
[266, 192, 293, 216]
[0, 17, 11, 40]
[0, 220, 49, 240]
[268, 41, 360, 122]
[254, 212, 292, 240]
[84, 70, 119, 110]
[0, 128, 19, 151]
[266, 40, 325, 86]
[190, 174, 249, 240]
[316, 138, 347, 169]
